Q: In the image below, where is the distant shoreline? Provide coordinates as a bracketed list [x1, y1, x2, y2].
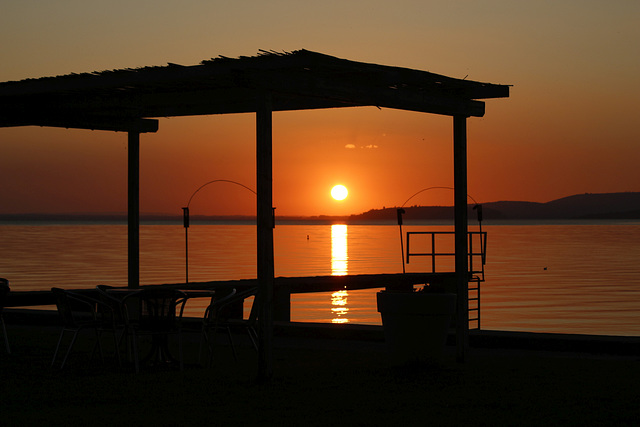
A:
[1, 192, 639, 224]
[1, 216, 639, 227]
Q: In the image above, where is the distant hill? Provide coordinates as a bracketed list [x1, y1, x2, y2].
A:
[349, 192, 640, 221]
[485, 192, 640, 220]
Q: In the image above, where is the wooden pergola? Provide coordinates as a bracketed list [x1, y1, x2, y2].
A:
[0, 49, 509, 378]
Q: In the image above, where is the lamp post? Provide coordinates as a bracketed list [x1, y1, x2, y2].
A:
[183, 179, 256, 283]
[397, 208, 406, 274]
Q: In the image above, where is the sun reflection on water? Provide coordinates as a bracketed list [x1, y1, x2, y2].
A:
[331, 224, 348, 276]
[331, 289, 349, 323]
[331, 224, 349, 323]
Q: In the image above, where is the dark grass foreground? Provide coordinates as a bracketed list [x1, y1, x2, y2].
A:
[1, 324, 639, 426]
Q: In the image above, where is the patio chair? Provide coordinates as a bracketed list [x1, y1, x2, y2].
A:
[198, 288, 236, 363]
[122, 288, 187, 373]
[0, 278, 10, 353]
[200, 287, 259, 365]
[95, 285, 128, 364]
[51, 287, 118, 369]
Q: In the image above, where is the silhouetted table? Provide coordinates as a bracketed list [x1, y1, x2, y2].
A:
[106, 288, 216, 369]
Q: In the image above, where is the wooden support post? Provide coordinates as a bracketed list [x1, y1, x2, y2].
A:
[256, 93, 274, 381]
[273, 288, 291, 322]
[453, 115, 469, 362]
[128, 131, 140, 289]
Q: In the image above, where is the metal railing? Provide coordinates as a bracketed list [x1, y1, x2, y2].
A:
[405, 231, 486, 279]
[405, 231, 486, 329]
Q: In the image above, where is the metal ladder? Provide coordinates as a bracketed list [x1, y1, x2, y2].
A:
[468, 275, 481, 330]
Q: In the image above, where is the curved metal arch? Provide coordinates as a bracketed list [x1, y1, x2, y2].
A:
[186, 179, 256, 208]
[401, 186, 478, 208]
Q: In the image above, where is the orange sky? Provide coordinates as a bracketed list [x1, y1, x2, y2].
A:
[1, 1, 638, 217]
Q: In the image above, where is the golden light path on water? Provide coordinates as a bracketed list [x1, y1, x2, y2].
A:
[330, 224, 349, 323]
[331, 224, 348, 276]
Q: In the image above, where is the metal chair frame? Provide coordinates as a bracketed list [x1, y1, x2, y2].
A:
[51, 287, 119, 369]
[200, 287, 259, 366]
[95, 284, 130, 364]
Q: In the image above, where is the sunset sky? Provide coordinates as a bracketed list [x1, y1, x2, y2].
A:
[1, 1, 638, 217]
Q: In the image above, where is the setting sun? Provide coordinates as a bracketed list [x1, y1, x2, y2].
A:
[331, 185, 348, 201]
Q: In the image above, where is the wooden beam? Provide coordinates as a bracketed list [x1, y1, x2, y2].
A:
[1, 79, 485, 118]
[274, 272, 456, 293]
[4, 273, 456, 307]
[256, 92, 274, 381]
[453, 115, 469, 362]
[241, 70, 487, 117]
[0, 116, 158, 133]
[128, 132, 140, 288]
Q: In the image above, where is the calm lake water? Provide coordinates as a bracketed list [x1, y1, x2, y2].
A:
[1, 221, 639, 336]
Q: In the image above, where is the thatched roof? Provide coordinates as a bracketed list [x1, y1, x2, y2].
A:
[0, 49, 509, 133]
